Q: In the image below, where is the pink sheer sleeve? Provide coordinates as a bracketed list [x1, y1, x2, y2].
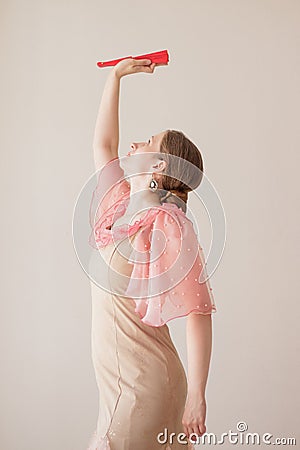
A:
[89, 156, 130, 249]
[124, 204, 217, 327]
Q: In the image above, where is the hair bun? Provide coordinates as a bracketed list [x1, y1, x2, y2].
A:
[159, 189, 188, 213]
[169, 189, 187, 202]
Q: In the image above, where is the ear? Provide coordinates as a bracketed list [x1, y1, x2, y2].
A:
[151, 158, 167, 173]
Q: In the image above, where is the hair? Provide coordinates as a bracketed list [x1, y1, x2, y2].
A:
[156, 129, 204, 213]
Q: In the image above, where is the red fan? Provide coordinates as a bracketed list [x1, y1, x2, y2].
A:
[97, 49, 169, 68]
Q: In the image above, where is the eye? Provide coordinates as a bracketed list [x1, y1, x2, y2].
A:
[148, 139, 151, 144]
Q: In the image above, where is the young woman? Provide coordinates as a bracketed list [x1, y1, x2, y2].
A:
[87, 58, 217, 450]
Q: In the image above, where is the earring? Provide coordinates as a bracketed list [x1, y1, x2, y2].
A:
[149, 174, 158, 191]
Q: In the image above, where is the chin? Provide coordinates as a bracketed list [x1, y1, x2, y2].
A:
[121, 156, 136, 175]
[119, 157, 126, 171]
[120, 158, 131, 177]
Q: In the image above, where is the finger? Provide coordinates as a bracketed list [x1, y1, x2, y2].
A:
[182, 425, 188, 441]
[136, 66, 153, 74]
[142, 64, 156, 74]
[190, 424, 202, 444]
[187, 426, 194, 442]
[199, 422, 206, 435]
[135, 58, 152, 65]
[193, 424, 202, 440]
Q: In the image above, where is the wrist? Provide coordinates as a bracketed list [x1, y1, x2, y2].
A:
[187, 386, 206, 400]
[111, 67, 122, 80]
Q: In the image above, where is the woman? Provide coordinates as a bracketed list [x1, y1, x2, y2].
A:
[87, 58, 217, 450]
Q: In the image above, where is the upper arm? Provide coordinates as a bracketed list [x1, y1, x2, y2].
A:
[93, 146, 118, 173]
[187, 311, 212, 322]
[89, 153, 130, 235]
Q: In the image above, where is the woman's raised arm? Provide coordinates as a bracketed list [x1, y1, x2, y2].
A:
[92, 58, 156, 171]
[92, 68, 121, 171]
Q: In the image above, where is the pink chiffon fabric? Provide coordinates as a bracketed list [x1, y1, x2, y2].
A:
[89, 156, 217, 327]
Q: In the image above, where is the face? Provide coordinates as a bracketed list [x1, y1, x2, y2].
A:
[127, 131, 166, 157]
[121, 130, 167, 180]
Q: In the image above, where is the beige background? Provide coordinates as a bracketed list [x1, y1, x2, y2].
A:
[1, 1, 299, 449]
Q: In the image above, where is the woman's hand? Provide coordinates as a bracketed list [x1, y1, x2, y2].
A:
[113, 58, 156, 79]
[182, 394, 207, 444]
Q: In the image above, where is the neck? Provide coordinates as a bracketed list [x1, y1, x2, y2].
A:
[126, 178, 161, 215]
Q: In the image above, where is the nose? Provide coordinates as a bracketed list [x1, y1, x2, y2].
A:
[127, 143, 137, 157]
[129, 142, 141, 155]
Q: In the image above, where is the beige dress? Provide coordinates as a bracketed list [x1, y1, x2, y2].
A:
[86, 157, 216, 450]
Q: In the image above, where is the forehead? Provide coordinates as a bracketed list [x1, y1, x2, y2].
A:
[153, 131, 166, 142]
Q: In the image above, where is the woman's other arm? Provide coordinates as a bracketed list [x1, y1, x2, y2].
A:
[182, 313, 212, 440]
[92, 68, 121, 171]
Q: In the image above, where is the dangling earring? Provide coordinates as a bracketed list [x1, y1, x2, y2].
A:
[149, 174, 158, 191]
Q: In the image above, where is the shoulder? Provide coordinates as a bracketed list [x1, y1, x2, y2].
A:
[150, 203, 197, 237]
[135, 203, 199, 256]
